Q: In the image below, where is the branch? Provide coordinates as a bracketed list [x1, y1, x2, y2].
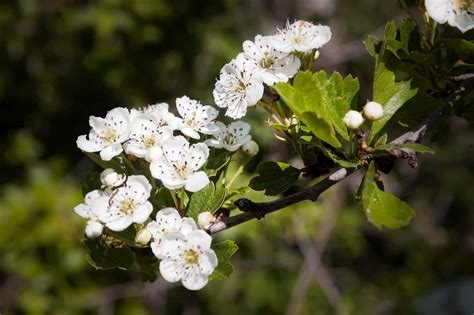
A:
[210, 101, 449, 235]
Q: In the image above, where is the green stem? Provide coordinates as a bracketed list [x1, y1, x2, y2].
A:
[429, 21, 437, 47]
[170, 190, 180, 211]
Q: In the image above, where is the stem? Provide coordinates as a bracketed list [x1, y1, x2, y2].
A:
[429, 21, 437, 47]
[225, 164, 245, 190]
[170, 190, 180, 211]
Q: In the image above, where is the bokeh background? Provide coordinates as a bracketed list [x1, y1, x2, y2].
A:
[1, 0, 473, 314]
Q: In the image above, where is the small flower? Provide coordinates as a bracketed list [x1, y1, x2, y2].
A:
[213, 54, 264, 119]
[159, 230, 218, 290]
[94, 175, 153, 231]
[363, 101, 384, 121]
[100, 168, 126, 188]
[146, 207, 197, 259]
[271, 20, 332, 53]
[76, 107, 131, 161]
[85, 220, 103, 239]
[242, 140, 259, 156]
[242, 35, 301, 85]
[205, 121, 252, 152]
[133, 102, 182, 130]
[343, 110, 365, 129]
[124, 115, 172, 158]
[197, 211, 216, 230]
[150, 136, 210, 192]
[135, 228, 152, 245]
[176, 96, 220, 139]
[425, 0, 474, 33]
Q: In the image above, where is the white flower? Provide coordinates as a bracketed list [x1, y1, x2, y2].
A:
[132, 102, 182, 130]
[271, 20, 332, 53]
[213, 54, 264, 119]
[343, 110, 365, 130]
[85, 220, 103, 239]
[100, 168, 126, 188]
[146, 207, 198, 259]
[176, 96, 220, 139]
[76, 107, 130, 161]
[242, 35, 301, 85]
[135, 228, 152, 245]
[197, 211, 216, 230]
[150, 136, 210, 192]
[242, 140, 259, 156]
[159, 230, 218, 290]
[94, 175, 153, 231]
[124, 115, 172, 158]
[363, 101, 384, 121]
[205, 121, 252, 152]
[425, 0, 474, 33]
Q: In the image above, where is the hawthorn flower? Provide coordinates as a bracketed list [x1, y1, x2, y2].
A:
[213, 54, 264, 119]
[176, 96, 220, 139]
[124, 115, 172, 158]
[74, 190, 107, 238]
[146, 207, 197, 259]
[205, 121, 252, 151]
[425, 0, 474, 33]
[363, 101, 384, 121]
[271, 20, 332, 53]
[133, 102, 182, 130]
[343, 110, 365, 129]
[242, 35, 301, 85]
[150, 136, 210, 192]
[100, 168, 126, 188]
[94, 175, 153, 231]
[159, 230, 218, 290]
[76, 107, 131, 161]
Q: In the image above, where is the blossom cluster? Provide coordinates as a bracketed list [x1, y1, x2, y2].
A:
[213, 20, 332, 119]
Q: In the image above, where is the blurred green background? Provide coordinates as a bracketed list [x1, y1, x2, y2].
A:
[1, 0, 473, 314]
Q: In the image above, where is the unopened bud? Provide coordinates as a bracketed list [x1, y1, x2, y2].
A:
[100, 168, 126, 188]
[135, 228, 152, 245]
[242, 140, 259, 156]
[363, 101, 384, 121]
[343, 110, 365, 129]
[198, 211, 216, 230]
[314, 50, 320, 60]
[85, 220, 103, 239]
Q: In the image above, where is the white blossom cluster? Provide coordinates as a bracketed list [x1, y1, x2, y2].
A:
[213, 20, 332, 119]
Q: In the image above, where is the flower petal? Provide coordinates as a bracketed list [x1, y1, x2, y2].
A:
[187, 229, 213, 251]
[132, 202, 153, 223]
[181, 271, 209, 291]
[160, 258, 185, 283]
[100, 143, 123, 161]
[106, 216, 133, 231]
[184, 171, 210, 192]
[76, 135, 102, 152]
[198, 249, 218, 275]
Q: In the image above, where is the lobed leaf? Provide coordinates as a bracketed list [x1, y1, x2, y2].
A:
[249, 161, 301, 196]
[209, 240, 238, 281]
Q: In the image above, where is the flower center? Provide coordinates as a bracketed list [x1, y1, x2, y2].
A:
[119, 198, 135, 214]
[235, 80, 247, 93]
[101, 128, 117, 143]
[173, 162, 189, 179]
[223, 133, 235, 145]
[453, 0, 471, 12]
[143, 137, 156, 148]
[183, 249, 199, 265]
[259, 54, 274, 69]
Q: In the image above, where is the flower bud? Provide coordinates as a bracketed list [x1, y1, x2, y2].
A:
[198, 211, 216, 230]
[363, 101, 384, 121]
[135, 228, 152, 245]
[242, 140, 259, 156]
[314, 50, 320, 60]
[85, 220, 103, 239]
[343, 110, 365, 129]
[100, 168, 126, 188]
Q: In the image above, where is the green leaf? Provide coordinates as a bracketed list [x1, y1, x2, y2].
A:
[359, 162, 415, 229]
[209, 240, 238, 281]
[364, 35, 381, 58]
[187, 182, 226, 220]
[275, 71, 361, 147]
[84, 238, 135, 270]
[320, 146, 358, 168]
[440, 39, 474, 61]
[368, 62, 417, 144]
[177, 189, 189, 209]
[375, 143, 435, 154]
[81, 172, 102, 196]
[205, 151, 231, 177]
[385, 19, 417, 58]
[150, 188, 175, 209]
[249, 161, 301, 196]
[108, 225, 138, 246]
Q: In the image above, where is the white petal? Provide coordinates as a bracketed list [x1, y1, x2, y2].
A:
[126, 175, 152, 197]
[106, 216, 133, 231]
[448, 11, 474, 32]
[161, 176, 187, 190]
[181, 271, 209, 290]
[100, 143, 123, 161]
[74, 204, 91, 219]
[198, 249, 218, 275]
[204, 138, 224, 148]
[160, 232, 187, 259]
[160, 259, 185, 283]
[425, 0, 452, 23]
[150, 240, 165, 260]
[132, 202, 153, 223]
[180, 217, 198, 235]
[187, 229, 212, 250]
[155, 207, 183, 232]
[180, 125, 201, 139]
[76, 135, 102, 152]
[185, 171, 210, 192]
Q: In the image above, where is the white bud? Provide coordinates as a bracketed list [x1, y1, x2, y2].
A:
[135, 228, 152, 245]
[314, 50, 320, 60]
[85, 220, 103, 239]
[145, 146, 162, 163]
[242, 140, 259, 156]
[343, 110, 365, 129]
[100, 168, 126, 188]
[363, 101, 384, 121]
[198, 211, 216, 230]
